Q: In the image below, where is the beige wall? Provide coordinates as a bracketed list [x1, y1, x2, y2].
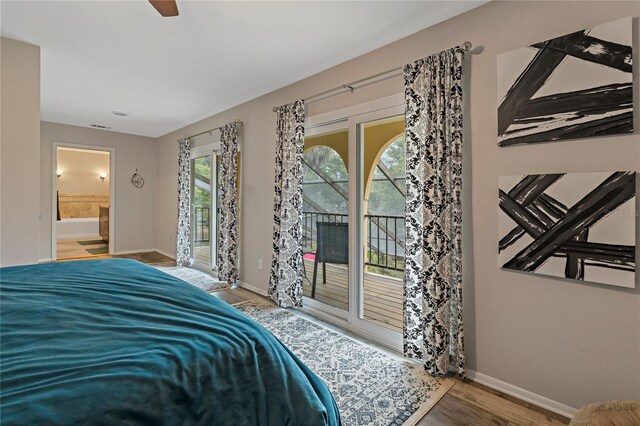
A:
[57, 148, 110, 195]
[40, 122, 157, 259]
[0, 37, 41, 266]
[154, 1, 640, 410]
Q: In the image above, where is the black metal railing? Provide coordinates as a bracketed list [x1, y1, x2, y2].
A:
[366, 214, 405, 271]
[194, 206, 210, 243]
[302, 211, 405, 271]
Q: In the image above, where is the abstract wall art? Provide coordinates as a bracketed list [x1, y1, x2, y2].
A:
[498, 171, 636, 288]
[497, 17, 633, 147]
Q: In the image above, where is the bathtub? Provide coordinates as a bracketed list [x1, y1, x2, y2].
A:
[57, 218, 100, 240]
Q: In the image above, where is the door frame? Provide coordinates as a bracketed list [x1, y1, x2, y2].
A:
[302, 94, 404, 350]
[51, 142, 115, 260]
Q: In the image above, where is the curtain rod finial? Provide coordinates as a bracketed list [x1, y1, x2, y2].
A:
[462, 41, 472, 51]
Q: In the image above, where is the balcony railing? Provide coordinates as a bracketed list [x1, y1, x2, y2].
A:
[194, 206, 210, 243]
[302, 211, 405, 272]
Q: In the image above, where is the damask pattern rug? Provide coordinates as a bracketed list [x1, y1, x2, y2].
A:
[155, 266, 229, 293]
[234, 299, 453, 426]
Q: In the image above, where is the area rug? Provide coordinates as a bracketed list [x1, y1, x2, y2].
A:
[234, 299, 453, 426]
[155, 266, 229, 292]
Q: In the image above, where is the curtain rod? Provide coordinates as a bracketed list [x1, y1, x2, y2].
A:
[187, 119, 243, 140]
[272, 41, 472, 112]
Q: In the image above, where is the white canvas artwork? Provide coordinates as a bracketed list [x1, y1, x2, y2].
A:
[498, 171, 636, 288]
[498, 17, 633, 146]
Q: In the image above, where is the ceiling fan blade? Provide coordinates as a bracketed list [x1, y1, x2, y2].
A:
[148, 0, 179, 17]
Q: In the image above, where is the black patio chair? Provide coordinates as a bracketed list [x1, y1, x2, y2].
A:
[310, 222, 348, 298]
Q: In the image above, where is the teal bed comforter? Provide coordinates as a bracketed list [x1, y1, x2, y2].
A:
[0, 259, 340, 425]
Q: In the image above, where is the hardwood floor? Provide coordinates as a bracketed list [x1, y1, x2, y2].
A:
[419, 380, 569, 425]
[72, 251, 570, 425]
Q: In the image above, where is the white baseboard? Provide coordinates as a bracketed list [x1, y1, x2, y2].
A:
[466, 370, 577, 419]
[38, 258, 53, 263]
[238, 281, 268, 296]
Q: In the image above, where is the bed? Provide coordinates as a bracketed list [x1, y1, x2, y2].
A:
[0, 259, 340, 425]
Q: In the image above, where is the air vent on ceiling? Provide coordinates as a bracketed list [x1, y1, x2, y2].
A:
[90, 124, 111, 129]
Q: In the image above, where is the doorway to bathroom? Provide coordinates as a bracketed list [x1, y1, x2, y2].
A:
[52, 144, 115, 260]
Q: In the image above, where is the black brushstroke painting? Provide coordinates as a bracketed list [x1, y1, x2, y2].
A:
[498, 171, 636, 288]
[498, 17, 633, 147]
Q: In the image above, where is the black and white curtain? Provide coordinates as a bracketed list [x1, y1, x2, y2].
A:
[267, 100, 306, 308]
[403, 47, 466, 377]
[176, 137, 192, 266]
[217, 122, 239, 285]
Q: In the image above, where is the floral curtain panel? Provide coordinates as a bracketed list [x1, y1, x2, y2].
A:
[403, 47, 466, 377]
[176, 137, 192, 266]
[217, 122, 239, 285]
[268, 100, 306, 308]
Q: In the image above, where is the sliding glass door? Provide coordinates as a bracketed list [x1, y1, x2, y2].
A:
[356, 113, 405, 335]
[191, 154, 215, 269]
[302, 121, 350, 320]
[302, 104, 404, 349]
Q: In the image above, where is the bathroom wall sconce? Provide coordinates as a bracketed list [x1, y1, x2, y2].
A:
[56, 170, 63, 179]
[99, 173, 107, 182]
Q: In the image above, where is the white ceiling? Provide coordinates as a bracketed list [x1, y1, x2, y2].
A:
[1, 1, 484, 137]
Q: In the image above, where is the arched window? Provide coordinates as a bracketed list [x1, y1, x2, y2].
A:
[303, 145, 348, 214]
[367, 134, 405, 216]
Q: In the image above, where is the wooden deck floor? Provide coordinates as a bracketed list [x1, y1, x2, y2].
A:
[193, 245, 210, 264]
[302, 259, 403, 332]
